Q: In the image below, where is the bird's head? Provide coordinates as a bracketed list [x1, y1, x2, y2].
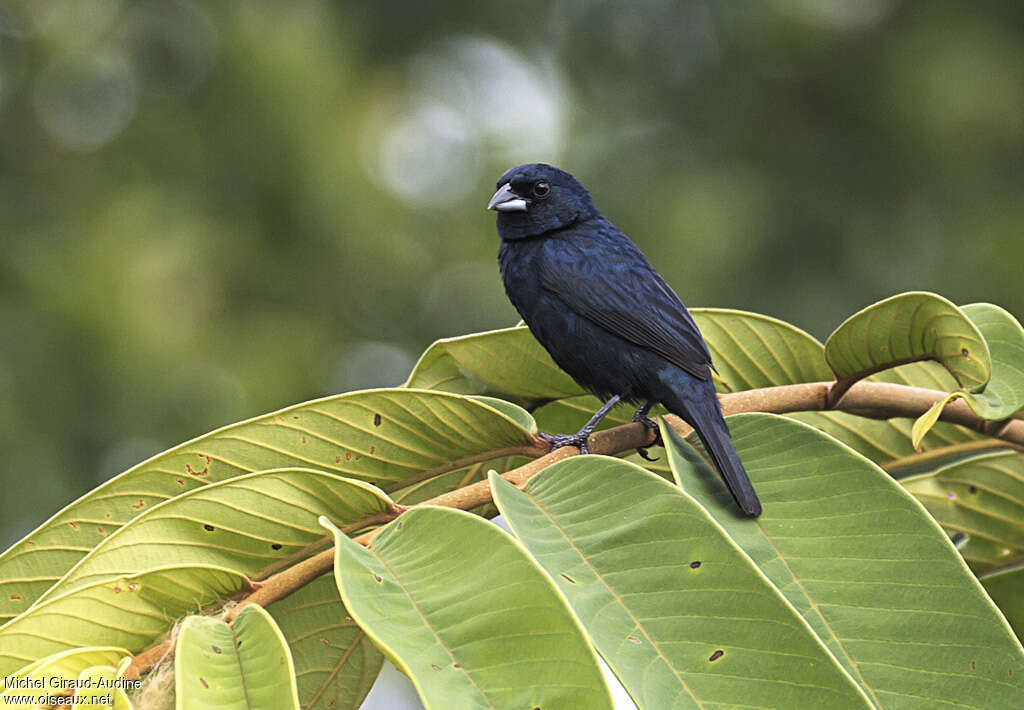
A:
[487, 163, 597, 241]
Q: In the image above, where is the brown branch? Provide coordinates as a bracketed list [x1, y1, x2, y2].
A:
[123, 380, 1024, 680]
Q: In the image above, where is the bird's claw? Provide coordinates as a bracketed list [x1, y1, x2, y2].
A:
[631, 414, 658, 429]
[539, 431, 592, 454]
[635, 447, 659, 462]
[630, 412, 662, 454]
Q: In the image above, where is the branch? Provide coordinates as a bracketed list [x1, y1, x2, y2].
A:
[123, 379, 1024, 679]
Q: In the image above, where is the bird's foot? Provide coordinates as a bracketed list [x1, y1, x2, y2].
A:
[631, 412, 662, 461]
[539, 430, 594, 455]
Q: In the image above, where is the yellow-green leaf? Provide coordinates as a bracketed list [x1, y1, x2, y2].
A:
[38, 468, 395, 603]
[0, 566, 249, 676]
[901, 451, 1024, 575]
[0, 389, 536, 622]
[175, 605, 299, 710]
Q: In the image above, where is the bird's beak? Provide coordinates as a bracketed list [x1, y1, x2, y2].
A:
[487, 183, 528, 212]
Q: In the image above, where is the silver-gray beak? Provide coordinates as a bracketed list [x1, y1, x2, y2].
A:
[487, 183, 528, 212]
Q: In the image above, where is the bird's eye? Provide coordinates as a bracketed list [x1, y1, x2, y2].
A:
[532, 181, 550, 198]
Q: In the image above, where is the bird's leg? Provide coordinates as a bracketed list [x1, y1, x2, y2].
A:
[538, 394, 621, 455]
[631, 400, 661, 461]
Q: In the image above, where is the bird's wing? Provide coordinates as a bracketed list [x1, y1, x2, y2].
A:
[539, 232, 713, 381]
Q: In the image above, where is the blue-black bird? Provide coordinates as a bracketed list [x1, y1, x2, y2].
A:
[488, 163, 762, 516]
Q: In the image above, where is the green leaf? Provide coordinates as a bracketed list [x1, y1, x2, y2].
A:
[321, 509, 613, 710]
[72, 660, 133, 710]
[0, 647, 131, 706]
[981, 565, 1024, 641]
[691, 308, 832, 391]
[959, 303, 1024, 419]
[268, 575, 383, 710]
[403, 326, 582, 405]
[909, 304, 1024, 442]
[901, 451, 1024, 574]
[666, 414, 1024, 708]
[0, 565, 249, 676]
[464, 395, 539, 434]
[38, 468, 395, 602]
[0, 389, 536, 622]
[175, 604, 300, 710]
[824, 292, 990, 393]
[489, 463, 872, 709]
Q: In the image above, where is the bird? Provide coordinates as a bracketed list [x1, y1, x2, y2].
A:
[488, 163, 762, 516]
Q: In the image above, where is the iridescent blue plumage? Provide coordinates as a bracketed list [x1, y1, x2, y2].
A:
[490, 163, 762, 516]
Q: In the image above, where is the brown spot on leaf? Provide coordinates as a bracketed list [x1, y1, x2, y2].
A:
[355, 454, 362, 461]
[26, 541, 35, 546]
[560, 574, 576, 584]
[204, 524, 215, 532]
[97, 526, 105, 534]
[969, 485, 978, 494]
[185, 456, 211, 477]
[690, 561, 702, 569]
[9, 594, 20, 601]
[345, 452, 352, 461]
[369, 445, 376, 455]
[113, 586, 122, 594]
[344, 615, 353, 621]
[301, 436, 307, 444]
[709, 650, 724, 662]
[271, 543, 282, 550]
[431, 664, 441, 671]
[971, 661, 976, 670]
[374, 413, 382, 426]
[199, 678, 208, 689]
[176, 478, 186, 486]
[627, 636, 640, 644]
[293, 416, 299, 420]
[319, 637, 331, 646]
[336, 456, 341, 463]
[211, 645, 221, 654]
[962, 348, 971, 359]
[373, 573, 383, 583]
[69, 522, 79, 530]
[131, 499, 146, 510]
[453, 663, 462, 669]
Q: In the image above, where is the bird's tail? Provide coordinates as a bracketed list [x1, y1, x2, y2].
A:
[662, 386, 762, 517]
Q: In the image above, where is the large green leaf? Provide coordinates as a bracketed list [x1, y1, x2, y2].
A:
[0, 389, 537, 622]
[0, 565, 249, 676]
[321, 509, 613, 709]
[824, 292, 990, 393]
[692, 308, 832, 391]
[667, 414, 1024, 708]
[38, 468, 394, 602]
[0, 647, 131, 706]
[901, 451, 1024, 575]
[403, 325, 582, 405]
[981, 565, 1024, 641]
[489, 462, 872, 709]
[268, 575, 383, 710]
[175, 604, 300, 710]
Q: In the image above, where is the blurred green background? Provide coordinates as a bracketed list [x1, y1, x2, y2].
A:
[3, 0, 1024, 546]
